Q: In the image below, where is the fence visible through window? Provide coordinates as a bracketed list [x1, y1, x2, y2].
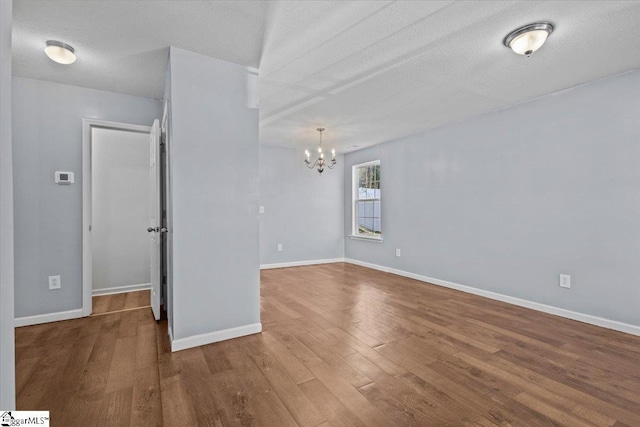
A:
[353, 161, 381, 237]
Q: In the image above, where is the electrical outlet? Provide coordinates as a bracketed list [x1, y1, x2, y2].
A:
[259, 206, 265, 214]
[49, 275, 61, 290]
[559, 274, 571, 289]
[395, 248, 401, 257]
[277, 243, 283, 252]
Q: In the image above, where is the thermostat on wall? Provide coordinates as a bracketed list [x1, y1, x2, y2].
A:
[55, 171, 74, 185]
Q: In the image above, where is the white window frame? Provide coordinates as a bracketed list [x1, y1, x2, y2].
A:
[350, 160, 382, 242]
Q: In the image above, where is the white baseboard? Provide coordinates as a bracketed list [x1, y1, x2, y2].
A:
[92, 283, 151, 296]
[344, 258, 640, 337]
[15, 308, 84, 328]
[170, 322, 262, 352]
[260, 258, 345, 270]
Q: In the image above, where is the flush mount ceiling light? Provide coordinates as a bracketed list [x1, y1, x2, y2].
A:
[503, 22, 553, 57]
[44, 40, 76, 64]
[304, 128, 336, 174]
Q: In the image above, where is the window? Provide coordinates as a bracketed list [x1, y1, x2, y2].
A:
[352, 160, 381, 239]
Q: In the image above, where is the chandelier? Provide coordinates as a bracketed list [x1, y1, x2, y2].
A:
[304, 128, 336, 174]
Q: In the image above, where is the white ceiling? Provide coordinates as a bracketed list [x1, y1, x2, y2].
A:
[13, 1, 640, 152]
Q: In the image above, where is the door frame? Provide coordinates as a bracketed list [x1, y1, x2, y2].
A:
[81, 118, 152, 317]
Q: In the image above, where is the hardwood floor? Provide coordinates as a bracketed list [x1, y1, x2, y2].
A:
[16, 297, 161, 426]
[92, 290, 151, 315]
[17, 263, 640, 426]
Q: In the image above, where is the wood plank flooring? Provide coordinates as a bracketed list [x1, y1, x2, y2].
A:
[16, 296, 161, 426]
[92, 290, 151, 315]
[17, 263, 640, 426]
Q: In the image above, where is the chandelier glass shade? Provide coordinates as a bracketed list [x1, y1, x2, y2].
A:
[304, 128, 336, 174]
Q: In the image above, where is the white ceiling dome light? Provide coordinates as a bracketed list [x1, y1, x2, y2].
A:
[504, 22, 554, 57]
[44, 40, 76, 64]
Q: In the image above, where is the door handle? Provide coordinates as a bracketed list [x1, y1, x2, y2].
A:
[148, 227, 167, 233]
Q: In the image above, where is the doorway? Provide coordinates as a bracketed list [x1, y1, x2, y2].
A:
[91, 127, 150, 297]
[82, 119, 162, 319]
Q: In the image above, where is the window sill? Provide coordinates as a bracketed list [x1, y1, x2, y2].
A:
[348, 235, 383, 243]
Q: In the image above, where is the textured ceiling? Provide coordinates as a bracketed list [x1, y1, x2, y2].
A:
[13, 1, 640, 151]
[13, 1, 269, 100]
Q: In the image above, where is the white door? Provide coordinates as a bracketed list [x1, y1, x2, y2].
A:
[149, 119, 161, 320]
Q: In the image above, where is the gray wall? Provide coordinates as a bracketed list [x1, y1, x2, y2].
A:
[0, 0, 15, 409]
[344, 70, 640, 327]
[91, 128, 150, 292]
[259, 145, 344, 265]
[168, 47, 260, 340]
[12, 77, 161, 317]
[163, 55, 174, 334]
